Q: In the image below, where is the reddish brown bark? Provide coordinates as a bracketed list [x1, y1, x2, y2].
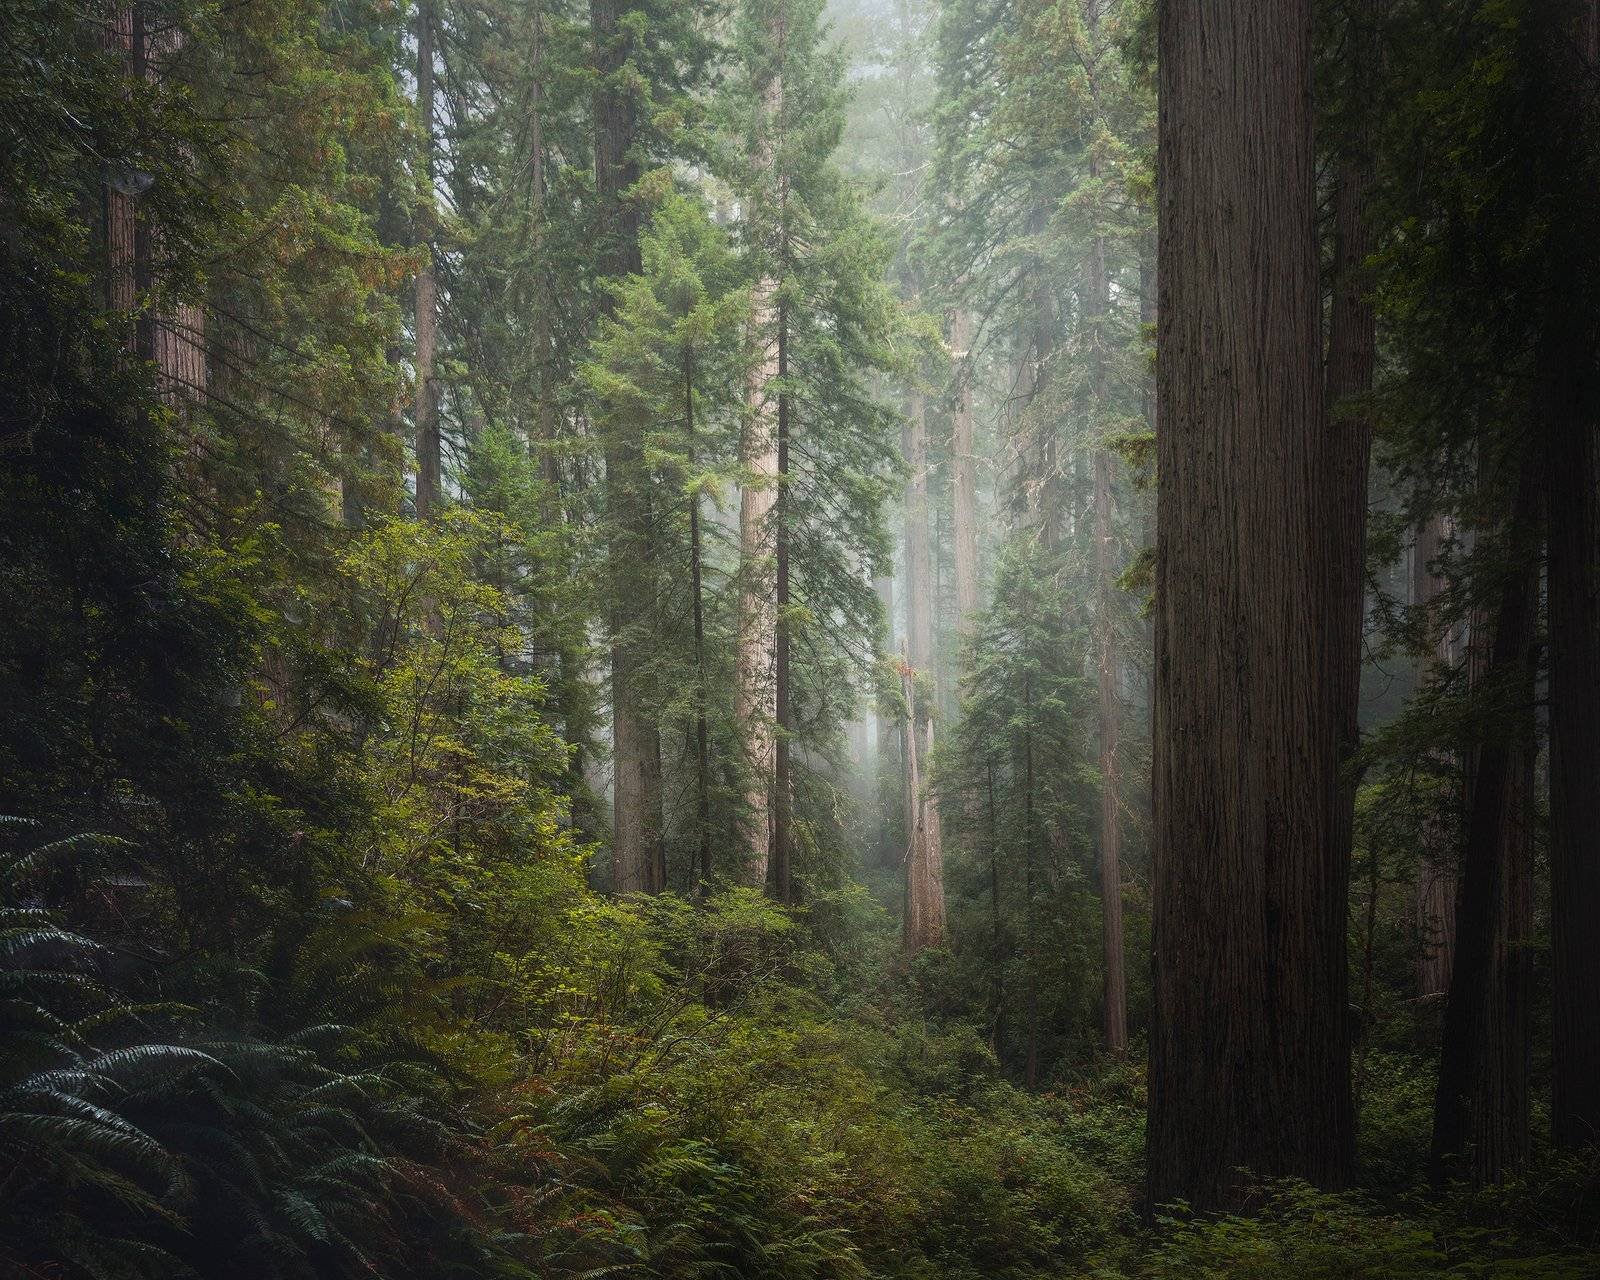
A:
[1149, 0, 1351, 1210]
[901, 664, 945, 951]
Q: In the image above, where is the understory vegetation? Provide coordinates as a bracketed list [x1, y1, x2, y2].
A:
[4, 0, 1600, 1274]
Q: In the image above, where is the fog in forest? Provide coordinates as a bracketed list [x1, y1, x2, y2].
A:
[3, 0, 1598, 1274]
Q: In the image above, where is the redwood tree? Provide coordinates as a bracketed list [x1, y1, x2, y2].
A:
[1148, 0, 1352, 1210]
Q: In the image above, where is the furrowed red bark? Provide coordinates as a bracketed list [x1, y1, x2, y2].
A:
[901, 383, 943, 937]
[1149, 0, 1351, 1211]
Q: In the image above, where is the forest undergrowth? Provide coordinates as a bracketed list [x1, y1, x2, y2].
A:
[5, 0, 1600, 1274]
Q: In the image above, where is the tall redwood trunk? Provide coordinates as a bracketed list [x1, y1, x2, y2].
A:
[1544, 0, 1600, 1153]
[1149, 0, 1350, 1210]
[414, 0, 440, 521]
[734, 33, 784, 887]
[902, 384, 944, 930]
[593, 0, 663, 893]
[901, 663, 945, 951]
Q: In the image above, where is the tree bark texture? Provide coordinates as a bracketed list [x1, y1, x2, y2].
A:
[1149, 0, 1351, 1211]
[902, 666, 944, 951]
[734, 45, 785, 889]
[901, 386, 943, 929]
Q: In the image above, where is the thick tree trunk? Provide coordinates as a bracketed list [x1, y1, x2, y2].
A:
[1544, 0, 1600, 1153]
[902, 671, 945, 953]
[951, 309, 979, 640]
[734, 55, 784, 889]
[1548, 352, 1600, 1152]
[414, 0, 440, 521]
[1149, 0, 1351, 1211]
[1430, 463, 1538, 1186]
[901, 387, 943, 930]
[593, 0, 663, 893]
[1547, 338, 1600, 1153]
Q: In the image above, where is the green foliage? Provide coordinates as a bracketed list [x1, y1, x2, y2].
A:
[6, 0, 1600, 1276]
[1082, 1178, 1600, 1280]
